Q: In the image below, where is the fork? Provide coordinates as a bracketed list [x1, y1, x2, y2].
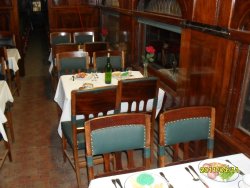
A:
[159, 172, 174, 188]
[111, 179, 117, 188]
[116, 178, 123, 188]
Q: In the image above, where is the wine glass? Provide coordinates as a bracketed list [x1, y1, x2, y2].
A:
[126, 67, 133, 77]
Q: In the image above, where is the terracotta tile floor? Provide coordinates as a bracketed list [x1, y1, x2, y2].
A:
[0, 29, 86, 188]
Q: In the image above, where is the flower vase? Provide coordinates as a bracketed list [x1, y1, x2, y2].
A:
[143, 63, 148, 77]
[102, 36, 106, 42]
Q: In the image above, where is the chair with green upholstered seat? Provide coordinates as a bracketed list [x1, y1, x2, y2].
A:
[85, 113, 151, 181]
[49, 32, 71, 46]
[50, 44, 79, 91]
[61, 86, 117, 187]
[116, 77, 159, 163]
[56, 51, 90, 77]
[82, 42, 108, 66]
[93, 50, 125, 72]
[73, 31, 95, 45]
[0, 32, 16, 48]
[158, 106, 215, 167]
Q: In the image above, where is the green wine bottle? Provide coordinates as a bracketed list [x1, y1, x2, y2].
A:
[105, 52, 112, 84]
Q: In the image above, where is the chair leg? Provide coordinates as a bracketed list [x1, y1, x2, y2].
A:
[4, 141, 12, 162]
[5, 110, 15, 143]
[73, 150, 82, 187]
[62, 135, 67, 162]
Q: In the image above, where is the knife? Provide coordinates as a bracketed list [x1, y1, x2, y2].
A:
[188, 165, 209, 188]
[225, 159, 245, 175]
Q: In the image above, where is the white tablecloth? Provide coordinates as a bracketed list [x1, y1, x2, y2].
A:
[89, 153, 250, 188]
[0, 81, 14, 141]
[54, 71, 165, 137]
[6, 48, 21, 73]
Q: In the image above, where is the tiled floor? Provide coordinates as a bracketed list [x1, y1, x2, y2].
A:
[0, 28, 160, 188]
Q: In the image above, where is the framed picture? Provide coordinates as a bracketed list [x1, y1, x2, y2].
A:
[32, 0, 41, 12]
[88, 0, 97, 5]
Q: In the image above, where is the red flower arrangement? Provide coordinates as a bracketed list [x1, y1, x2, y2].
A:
[101, 28, 108, 37]
[142, 45, 155, 64]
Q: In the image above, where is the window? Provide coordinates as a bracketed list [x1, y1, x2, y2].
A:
[238, 64, 250, 135]
[137, 19, 181, 77]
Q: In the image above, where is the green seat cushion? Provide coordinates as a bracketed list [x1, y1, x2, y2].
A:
[61, 119, 85, 149]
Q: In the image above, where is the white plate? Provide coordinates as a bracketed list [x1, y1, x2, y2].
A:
[238, 180, 244, 188]
[124, 173, 168, 188]
[198, 159, 239, 182]
[112, 71, 121, 77]
[74, 73, 91, 80]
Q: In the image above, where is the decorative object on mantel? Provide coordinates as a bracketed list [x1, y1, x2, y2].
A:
[101, 27, 108, 42]
[139, 0, 182, 17]
[142, 45, 155, 77]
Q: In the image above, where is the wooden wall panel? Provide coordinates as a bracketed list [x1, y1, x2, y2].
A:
[179, 29, 236, 131]
[192, 0, 219, 25]
[192, 0, 233, 27]
[0, 12, 11, 31]
[48, 6, 99, 30]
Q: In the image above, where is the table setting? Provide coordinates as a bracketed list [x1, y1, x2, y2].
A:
[88, 153, 250, 188]
[54, 71, 165, 137]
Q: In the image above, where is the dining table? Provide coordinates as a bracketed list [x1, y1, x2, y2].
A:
[54, 71, 165, 137]
[88, 153, 250, 188]
[0, 80, 14, 141]
[6, 48, 21, 74]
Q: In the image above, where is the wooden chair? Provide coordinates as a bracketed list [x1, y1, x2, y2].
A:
[0, 57, 6, 80]
[82, 42, 108, 66]
[73, 31, 95, 45]
[61, 86, 117, 186]
[93, 50, 125, 72]
[85, 113, 151, 181]
[50, 44, 79, 91]
[56, 51, 90, 77]
[158, 106, 215, 167]
[0, 32, 16, 48]
[0, 47, 19, 96]
[0, 135, 12, 169]
[49, 32, 72, 46]
[116, 77, 159, 163]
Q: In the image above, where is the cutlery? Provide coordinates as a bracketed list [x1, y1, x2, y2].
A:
[159, 172, 174, 188]
[225, 159, 245, 175]
[185, 167, 199, 181]
[188, 165, 209, 188]
[112, 179, 117, 188]
[116, 178, 123, 188]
